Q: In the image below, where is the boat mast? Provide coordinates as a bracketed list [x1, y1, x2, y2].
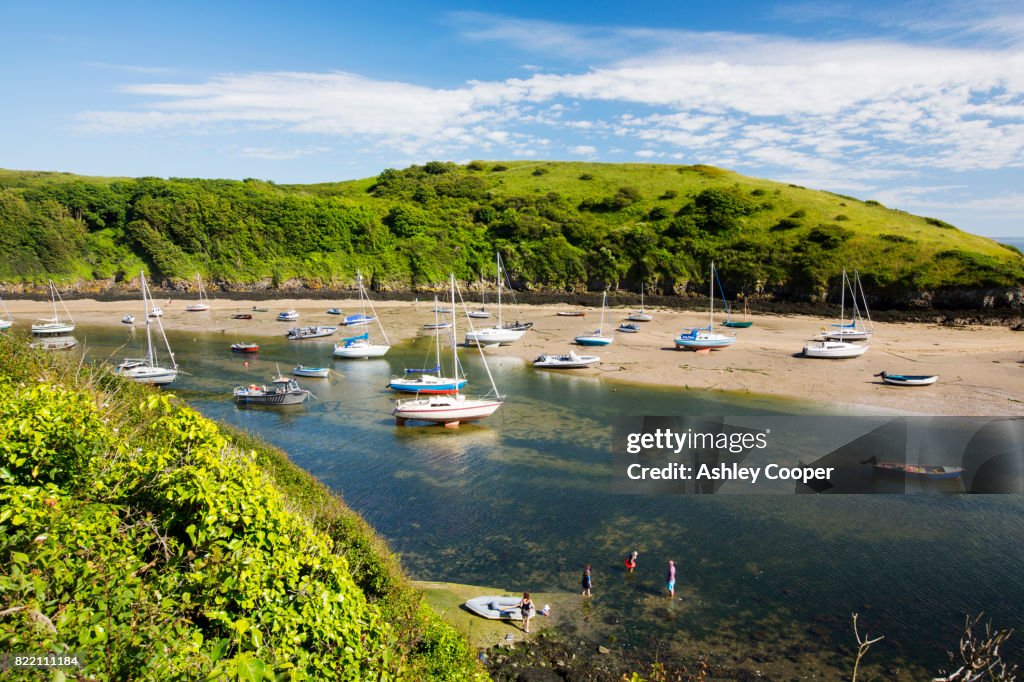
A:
[360, 270, 390, 346]
[709, 262, 715, 328]
[839, 269, 847, 328]
[855, 270, 874, 331]
[142, 273, 155, 368]
[49, 281, 58, 322]
[433, 296, 442, 378]
[496, 252, 503, 328]
[599, 291, 607, 334]
[450, 274, 459, 390]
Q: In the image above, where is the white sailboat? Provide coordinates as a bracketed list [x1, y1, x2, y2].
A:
[803, 339, 869, 358]
[822, 269, 873, 341]
[31, 281, 75, 335]
[393, 274, 503, 427]
[334, 271, 391, 358]
[184, 274, 210, 312]
[574, 291, 613, 346]
[627, 287, 652, 322]
[0, 295, 12, 331]
[464, 253, 528, 345]
[675, 262, 736, 350]
[392, 301, 465, 393]
[116, 272, 178, 385]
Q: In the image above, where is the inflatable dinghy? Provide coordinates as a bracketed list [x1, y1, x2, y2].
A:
[464, 596, 524, 620]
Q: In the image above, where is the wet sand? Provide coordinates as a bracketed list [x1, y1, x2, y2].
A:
[4, 296, 1022, 416]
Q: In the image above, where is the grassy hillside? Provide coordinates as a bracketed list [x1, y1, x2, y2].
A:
[0, 334, 485, 680]
[0, 162, 1021, 301]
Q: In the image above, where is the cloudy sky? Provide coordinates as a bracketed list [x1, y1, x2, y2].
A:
[4, 1, 1024, 236]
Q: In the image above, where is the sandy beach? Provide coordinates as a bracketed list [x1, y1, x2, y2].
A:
[4, 295, 1022, 416]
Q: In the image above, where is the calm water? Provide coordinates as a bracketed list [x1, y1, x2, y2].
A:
[70, 324, 1024, 672]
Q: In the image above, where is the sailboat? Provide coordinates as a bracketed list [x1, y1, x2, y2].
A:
[722, 298, 753, 328]
[0, 295, 12, 331]
[115, 272, 178, 385]
[334, 271, 391, 358]
[468, 290, 491, 319]
[390, 302, 466, 394]
[675, 262, 736, 350]
[627, 287, 652, 322]
[393, 274, 503, 427]
[464, 253, 530, 345]
[822, 269, 873, 341]
[574, 291, 614, 346]
[31, 281, 76, 335]
[184, 274, 210, 312]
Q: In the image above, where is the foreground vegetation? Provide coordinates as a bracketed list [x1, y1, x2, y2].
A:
[0, 334, 484, 679]
[1, 162, 1021, 300]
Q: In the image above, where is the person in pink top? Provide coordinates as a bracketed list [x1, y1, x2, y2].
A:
[666, 560, 676, 598]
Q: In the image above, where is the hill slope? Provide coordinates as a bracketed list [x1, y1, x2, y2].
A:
[0, 162, 1021, 305]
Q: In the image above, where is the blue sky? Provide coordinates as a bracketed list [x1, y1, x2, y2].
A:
[3, 1, 1024, 237]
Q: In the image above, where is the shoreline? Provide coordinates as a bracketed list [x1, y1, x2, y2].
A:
[4, 295, 1022, 416]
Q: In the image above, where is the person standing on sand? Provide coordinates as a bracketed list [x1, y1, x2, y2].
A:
[625, 550, 638, 573]
[667, 560, 676, 599]
[511, 592, 535, 633]
[581, 565, 592, 597]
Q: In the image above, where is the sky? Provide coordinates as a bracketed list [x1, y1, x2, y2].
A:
[2, 1, 1024, 237]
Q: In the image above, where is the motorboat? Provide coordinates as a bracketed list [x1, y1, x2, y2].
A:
[286, 325, 337, 340]
[277, 310, 299, 322]
[617, 323, 640, 333]
[148, 306, 163, 318]
[327, 308, 343, 315]
[121, 314, 135, 325]
[533, 351, 600, 369]
[230, 342, 260, 353]
[802, 339, 868, 358]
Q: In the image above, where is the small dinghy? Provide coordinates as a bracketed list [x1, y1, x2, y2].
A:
[286, 325, 337, 340]
[121, 314, 135, 325]
[326, 308, 342, 315]
[875, 371, 938, 386]
[232, 313, 253, 320]
[557, 311, 585, 317]
[293, 365, 330, 378]
[422, 322, 452, 331]
[252, 306, 270, 312]
[230, 342, 260, 353]
[617, 323, 640, 333]
[464, 596, 525, 620]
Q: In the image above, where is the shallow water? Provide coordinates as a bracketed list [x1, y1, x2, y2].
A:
[71, 324, 1024, 672]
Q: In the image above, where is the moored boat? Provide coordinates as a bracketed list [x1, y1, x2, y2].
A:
[533, 351, 600, 369]
[822, 269, 874, 341]
[675, 262, 736, 351]
[333, 271, 391, 358]
[341, 313, 374, 327]
[184, 274, 210, 312]
[326, 308, 342, 315]
[230, 342, 260, 353]
[31, 281, 76, 335]
[0, 295, 12, 331]
[29, 336, 77, 351]
[802, 339, 868, 358]
[627, 288, 652, 322]
[234, 373, 310, 405]
[286, 325, 337, 340]
[574, 291, 613, 346]
[861, 456, 963, 479]
[557, 311, 585, 317]
[293, 365, 330, 378]
[121, 314, 135, 325]
[232, 313, 253, 320]
[617, 323, 640, 333]
[875, 371, 938, 386]
[464, 596, 526, 620]
[116, 272, 178, 386]
[465, 253, 530, 346]
[277, 310, 299, 322]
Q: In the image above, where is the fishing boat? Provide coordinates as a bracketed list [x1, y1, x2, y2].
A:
[121, 314, 135, 325]
[0, 295, 13, 331]
[234, 372, 310, 406]
[627, 288, 652, 322]
[230, 342, 260, 353]
[286, 325, 337, 340]
[465, 253, 531, 345]
[277, 310, 299, 322]
[557, 311, 585, 317]
[575, 291, 614, 346]
[675, 262, 736, 350]
[464, 596, 526, 621]
[875, 371, 938, 386]
[29, 336, 77, 351]
[334, 271, 391, 358]
[822, 269, 873, 341]
[861, 456, 964, 480]
[393, 274, 503, 427]
[723, 299, 754, 328]
[802, 339, 868, 358]
[31, 281, 76, 335]
[184, 274, 210, 312]
[231, 313, 253, 320]
[116, 272, 178, 386]
[326, 308, 342, 315]
[533, 351, 600, 369]
[617, 323, 640, 333]
[292, 365, 330, 378]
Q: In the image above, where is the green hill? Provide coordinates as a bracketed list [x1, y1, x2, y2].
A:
[0, 162, 1021, 302]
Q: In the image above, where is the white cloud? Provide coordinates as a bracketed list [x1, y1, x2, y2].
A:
[570, 145, 597, 154]
[238, 145, 332, 161]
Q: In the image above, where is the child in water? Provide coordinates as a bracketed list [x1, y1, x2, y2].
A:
[624, 550, 638, 573]
[581, 565, 592, 597]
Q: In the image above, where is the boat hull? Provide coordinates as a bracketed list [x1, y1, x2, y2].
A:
[575, 335, 613, 346]
[534, 353, 600, 368]
[230, 344, 260, 353]
[29, 337, 77, 351]
[464, 596, 524, 620]
[389, 377, 467, 394]
[722, 321, 752, 328]
[31, 322, 76, 335]
[803, 341, 868, 358]
[464, 327, 526, 345]
[880, 374, 938, 386]
[674, 333, 735, 350]
[0, 320, 11, 331]
[823, 329, 872, 341]
[292, 367, 330, 378]
[393, 396, 501, 425]
[627, 313, 652, 322]
[116, 364, 178, 385]
[334, 343, 390, 359]
[233, 391, 309, 405]
[184, 304, 210, 312]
